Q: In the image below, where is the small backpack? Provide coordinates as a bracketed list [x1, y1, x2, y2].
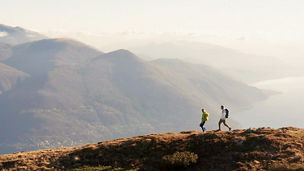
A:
[225, 109, 229, 118]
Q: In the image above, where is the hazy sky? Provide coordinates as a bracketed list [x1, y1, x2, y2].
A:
[1, 0, 304, 60]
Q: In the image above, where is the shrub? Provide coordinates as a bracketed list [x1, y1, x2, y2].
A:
[162, 151, 198, 168]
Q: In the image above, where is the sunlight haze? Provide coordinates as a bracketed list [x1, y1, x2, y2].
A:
[0, 0, 304, 158]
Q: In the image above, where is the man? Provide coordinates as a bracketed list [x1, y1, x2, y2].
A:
[218, 105, 232, 131]
[200, 108, 209, 132]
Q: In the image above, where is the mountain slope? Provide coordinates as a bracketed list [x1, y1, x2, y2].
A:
[0, 63, 29, 94]
[0, 127, 303, 170]
[0, 24, 46, 45]
[153, 58, 265, 107]
[83, 49, 206, 133]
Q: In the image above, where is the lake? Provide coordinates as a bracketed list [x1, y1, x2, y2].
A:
[234, 77, 304, 129]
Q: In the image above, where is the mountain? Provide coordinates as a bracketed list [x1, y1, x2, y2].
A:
[0, 39, 266, 154]
[0, 24, 46, 45]
[81, 49, 266, 132]
[5, 38, 103, 76]
[0, 39, 103, 153]
[129, 41, 291, 83]
[1, 127, 303, 170]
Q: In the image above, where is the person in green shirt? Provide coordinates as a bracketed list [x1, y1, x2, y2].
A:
[200, 108, 210, 132]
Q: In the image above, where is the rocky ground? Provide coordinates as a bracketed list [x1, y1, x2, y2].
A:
[1, 127, 304, 170]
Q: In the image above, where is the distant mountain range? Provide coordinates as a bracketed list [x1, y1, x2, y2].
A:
[129, 41, 293, 83]
[0, 25, 267, 154]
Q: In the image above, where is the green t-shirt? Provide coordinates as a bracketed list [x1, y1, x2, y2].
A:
[202, 111, 209, 122]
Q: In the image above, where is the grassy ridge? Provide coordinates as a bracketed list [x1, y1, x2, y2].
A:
[1, 127, 304, 170]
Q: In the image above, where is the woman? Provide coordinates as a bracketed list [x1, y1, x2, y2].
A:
[200, 108, 210, 132]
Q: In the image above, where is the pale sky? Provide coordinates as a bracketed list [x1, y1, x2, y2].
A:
[1, 0, 304, 61]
